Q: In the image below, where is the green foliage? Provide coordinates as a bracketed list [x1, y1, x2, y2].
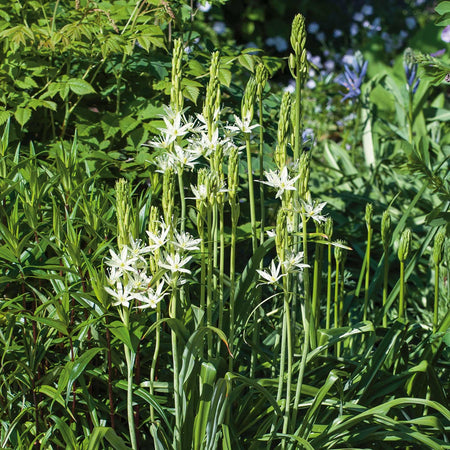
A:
[0, 2, 449, 450]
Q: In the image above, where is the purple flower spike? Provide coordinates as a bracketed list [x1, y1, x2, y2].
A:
[336, 56, 368, 102]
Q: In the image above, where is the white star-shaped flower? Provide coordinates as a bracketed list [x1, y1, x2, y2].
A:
[260, 166, 300, 199]
[256, 260, 286, 285]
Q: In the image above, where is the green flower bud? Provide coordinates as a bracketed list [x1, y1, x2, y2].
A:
[115, 178, 132, 249]
[275, 91, 291, 170]
[162, 167, 175, 225]
[255, 63, 268, 98]
[170, 38, 184, 113]
[203, 51, 221, 131]
[433, 229, 446, 266]
[334, 240, 347, 264]
[298, 151, 311, 199]
[365, 203, 373, 229]
[228, 145, 239, 201]
[241, 76, 257, 122]
[290, 14, 306, 58]
[381, 210, 392, 250]
[398, 228, 412, 263]
[275, 208, 286, 259]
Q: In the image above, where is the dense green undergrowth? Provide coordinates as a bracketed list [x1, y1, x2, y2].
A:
[0, 1, 449, 449]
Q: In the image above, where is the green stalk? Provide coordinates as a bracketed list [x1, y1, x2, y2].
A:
[217, 203, 225, 354]
[291, 303, 310, 433]
[382, 253, 389, 327]
[291, 212, 311, 428]
[122, 308, 137, 450]
[170, 289, 181, 448]
[206, 206, 213, 358]
[228, 202, 238, 372]
[199, 233, 206, 327]
[363, 225, 372, 321]
[433, 264, 439, 332]
[334, 259, 340, 357]
[150, 303, 161, 422]
[326, 242, 332, 330]
[399, 260, 406, 320]
[177, 170, 186, 233]
[281, 276, 293, 441]
[245, 136, 257, 253]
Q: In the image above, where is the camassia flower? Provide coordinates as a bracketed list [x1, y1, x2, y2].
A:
[104, 281, 137, 308]
[260, 166, 300, 199]
[256, 260, 286, 285]
[336, 55, 368, 102]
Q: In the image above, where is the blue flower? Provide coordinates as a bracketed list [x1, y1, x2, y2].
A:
[336, 55, 368, 102]
[404, 62, 420, 94]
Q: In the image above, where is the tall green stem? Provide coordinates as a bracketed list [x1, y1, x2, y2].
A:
[121, 308, 137, 450]
[245, 136, 257, 253]
[363, 226, 372, 321]
[399, 260, 406, 320]
[433, 264, 439, 332]
[382, 253, 389, 327]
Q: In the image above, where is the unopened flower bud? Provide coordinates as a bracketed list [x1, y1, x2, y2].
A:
[398, 228, 412, 262]
[381, 210, 391, 250]
[433, 229, 446, 265]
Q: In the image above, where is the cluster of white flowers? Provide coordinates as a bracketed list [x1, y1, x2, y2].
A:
[147, 106, 245, 173]
[256, 251, 310, 286]
[105, 224, 201, 309]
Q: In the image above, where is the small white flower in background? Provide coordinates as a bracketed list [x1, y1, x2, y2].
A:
[353, 12, 364, 22]
[283, 79, 296, 93]
[104, 281, 137, 308]
[266, 36, 288, 52]
[405, 17, 416, 30]
[266, 229, 276, 238]
[306, 79, 317, 90]
[106, 247, 138, 276]
[302, 200, 327, 224]
[361, 4, 373, 15]
[256, 260, 285, 285]
[197, 1, 211, 13]
[282, 250, 310, 273]
[213, 21, 226, 35]
[260, 166, 300, 199]
[146, 224, 170, 251]
[173, 230, 202, 252]
[160, 252, 193, 275]
[308, 22, 320, 34]
[442, 25, 450, 43]
[136, 281, 167, 309]
[227, 114, 259, 135]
